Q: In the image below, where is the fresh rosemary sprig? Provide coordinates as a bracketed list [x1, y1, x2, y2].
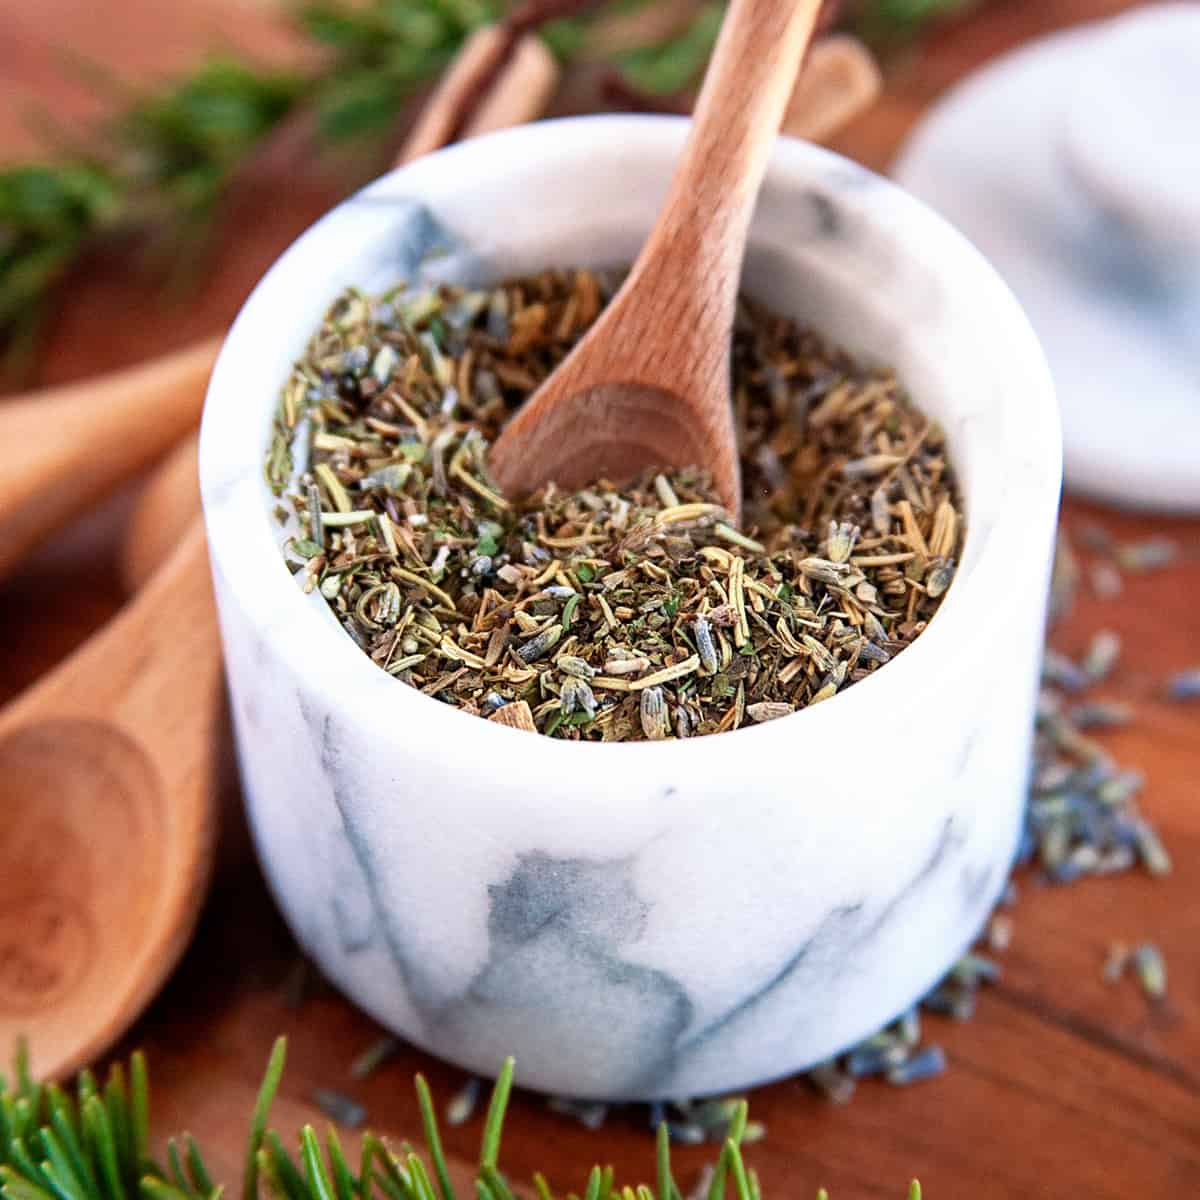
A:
[0, 0, 481, 376]
[847, 0, 982, 48]
[0, 1040, 921, 1200]
[300, 0, 502, 142]
[0, 161, 123, 377]
[609, 3, 724, 96]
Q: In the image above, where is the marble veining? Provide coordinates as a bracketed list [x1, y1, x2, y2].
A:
[431, 851, 695, 1098]
[200, 116, 1061, 1099]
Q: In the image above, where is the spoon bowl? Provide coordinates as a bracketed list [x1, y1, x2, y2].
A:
[0, 526, 220, 1078]
[0, 722, 165, 1061]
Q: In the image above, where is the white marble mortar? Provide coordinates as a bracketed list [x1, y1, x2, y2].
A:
[199, 116, 1061, 1101]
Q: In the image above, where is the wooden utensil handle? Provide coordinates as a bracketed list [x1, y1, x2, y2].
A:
[636, 0, 824, 317]
[0, 519, 219, 735]
[0, 338, 218, 581]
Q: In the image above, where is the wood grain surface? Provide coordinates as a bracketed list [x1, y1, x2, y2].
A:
[2, 2, 1197, 1196]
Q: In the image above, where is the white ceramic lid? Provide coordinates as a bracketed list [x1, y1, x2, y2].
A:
[894, 4, 1200, 512]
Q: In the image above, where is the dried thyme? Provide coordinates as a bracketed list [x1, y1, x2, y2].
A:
[269, 270, 963, 741]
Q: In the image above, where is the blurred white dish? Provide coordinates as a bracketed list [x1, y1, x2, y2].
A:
[895, 4, 1200, 512]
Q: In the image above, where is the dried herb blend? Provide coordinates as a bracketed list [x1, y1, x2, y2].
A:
[268, 269, 962, 740]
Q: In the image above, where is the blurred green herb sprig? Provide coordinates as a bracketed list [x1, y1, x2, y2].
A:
[0, 1039, 922, 1200]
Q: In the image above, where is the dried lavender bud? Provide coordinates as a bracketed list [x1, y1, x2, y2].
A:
[886, 1046, 947, 1086]
[746, 701, 794, 723]
[560, 676, 597, 719]
[694, 615, 719, 675]
[1081, 629, 1121, 681]
[825, 520, 859, 563]
[1115, 537, 1176, 572]
[517, 624, 562, 663]
[349, 1036, 400, 1079]
[806, 1060, 856, 1104]
[640, 687, 670, 741]
[1132, 942, 1167, 1001]
[313, 1088, 366, 1129]
[1166, 668, 1200, 701]
[924, 559, 955, 598]
[557, 654, 597, 678]
[446, 1077, 481, 1126]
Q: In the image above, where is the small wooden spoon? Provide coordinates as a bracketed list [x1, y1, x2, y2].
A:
[0, 337, 218, 582]
[487, 0, 824, 516]
[0, 519, 220, 1079]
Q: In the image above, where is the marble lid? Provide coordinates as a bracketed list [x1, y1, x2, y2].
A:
[894, 4, 1200, 512]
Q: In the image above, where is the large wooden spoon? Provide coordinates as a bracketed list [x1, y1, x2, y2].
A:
[119, 431, 202, 592]
[0, 519, 220, 1079]
[487, 0, 823, 516]
[0, 339, 218, 582]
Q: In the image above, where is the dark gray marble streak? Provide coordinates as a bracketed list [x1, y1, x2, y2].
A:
[670, 901, 866, 1060]
[305, 703, 691, 1089]
[803, 190, 841, 239]
[430, 851, 694, 1097]
[300, 694, 994, 1097]
[344, 197, 482, 287]
[659, 813, 963, 1086]
[297, 700, 437, 1031]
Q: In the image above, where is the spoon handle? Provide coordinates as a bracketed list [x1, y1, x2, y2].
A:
[625, 0, 824, 331]
[120, 431, 201, 593]
[0, 337, 217, 582]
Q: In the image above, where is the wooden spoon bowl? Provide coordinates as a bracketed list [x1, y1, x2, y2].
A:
[0, 524, 220, 1078]
[0, 723, 165, 1035]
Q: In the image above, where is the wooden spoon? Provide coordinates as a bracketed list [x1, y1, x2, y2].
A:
[487, 0, 824, 516]
[0, 338, 218, 582]
[783, 34, 882, 143]
[0, 518, 220, 1079]
[120, 431, 201, 592]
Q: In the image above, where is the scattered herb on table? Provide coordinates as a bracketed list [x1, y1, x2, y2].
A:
[1166, 668, 1200, 702]
[269, 268, 962, 741]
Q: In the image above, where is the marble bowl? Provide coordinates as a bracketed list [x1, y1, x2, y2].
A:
[199, 116, 1061, 1101]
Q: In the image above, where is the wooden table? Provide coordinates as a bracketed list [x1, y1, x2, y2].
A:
[3, 2, 1197, 1195]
